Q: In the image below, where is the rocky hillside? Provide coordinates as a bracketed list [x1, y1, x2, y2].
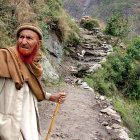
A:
[62, 17, 122, 87]
[64, 26, 113, 82]
[0, 0, 80, 84]
[1, 1, 139, 139]
[39, 17, 133, 140]
[64, 0, 140, 35]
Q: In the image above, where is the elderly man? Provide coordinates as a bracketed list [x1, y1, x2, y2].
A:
[0, 23, 66, 140]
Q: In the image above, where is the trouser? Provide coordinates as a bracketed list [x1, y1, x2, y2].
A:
[0, 132, 24, 140]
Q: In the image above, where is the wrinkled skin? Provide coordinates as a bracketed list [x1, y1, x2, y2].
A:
[49, 92, 66, 103]
[16, 29, 41, 63]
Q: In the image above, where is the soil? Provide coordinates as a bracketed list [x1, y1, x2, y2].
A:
[38, 83, 116, 140]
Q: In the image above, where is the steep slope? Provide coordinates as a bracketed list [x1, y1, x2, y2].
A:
[0, 1, 136, 139]
[39, 24, 133, 140]
[64, 0, 140, 35]
[39, 83, 132, 140]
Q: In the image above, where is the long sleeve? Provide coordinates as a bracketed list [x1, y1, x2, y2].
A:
[45, 92, 52, 100]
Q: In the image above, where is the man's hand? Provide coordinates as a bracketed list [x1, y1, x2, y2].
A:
[49, 92, 66, 103]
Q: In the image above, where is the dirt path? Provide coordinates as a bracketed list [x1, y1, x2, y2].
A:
[38, 83, 115, 140]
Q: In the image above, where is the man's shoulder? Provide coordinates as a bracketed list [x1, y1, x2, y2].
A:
[0, 46, 16, 51]
[0, 46, 17, 55]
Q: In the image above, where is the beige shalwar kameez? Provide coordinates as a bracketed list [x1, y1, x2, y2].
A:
[0, 78, 51, 140]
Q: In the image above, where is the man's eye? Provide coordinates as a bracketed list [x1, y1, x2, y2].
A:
[19, 36, 24, 38]
[27, 37, 32, 40]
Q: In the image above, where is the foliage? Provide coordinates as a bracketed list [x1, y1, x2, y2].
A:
[80, 16, 100, 31]
[0, 0, 80, 48]
[35, 0, 80, 47]
[86, 37, 140, 99]
[113, 98, 137, 129]
[105, 13, 129, 39]
[91, 0, 139, 42]
[132, 104, 140, 139]
[101, 0, 133, 12]
[0, 1, 18, 47]
[0, 20, 12, 48]
[113, 97, 140, 140]
[84, 37, 140, 139]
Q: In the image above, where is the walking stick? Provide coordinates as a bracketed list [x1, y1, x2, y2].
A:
[45, 102, 60, 140]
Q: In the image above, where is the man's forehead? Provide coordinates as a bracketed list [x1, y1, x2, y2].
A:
[16, 23, 43, 40]
[19, 29, 39, 37]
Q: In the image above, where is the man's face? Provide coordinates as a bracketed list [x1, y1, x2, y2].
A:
[17, 29, 41, 56]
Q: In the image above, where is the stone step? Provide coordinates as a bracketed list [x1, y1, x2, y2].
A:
[83, 56, 105, 62]
[84, 50, 107, 57]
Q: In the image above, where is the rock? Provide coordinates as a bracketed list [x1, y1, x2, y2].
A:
[76, 78, 83, 85]
[118, 129, 132, 140]
[69, 66, 78, 73]
[102, 121, 109, 126]
[99, 96, 105, 101]
[77, 49, 86, 58]
[106, 44, 113, 52]
[87, 87, 94, 92]
[99, 113, 103, 116]
[41, 56, 59, 84]
[83, 34, 94, 40]
[95, 96, 99, 99]
[78, 81, 94, 92]
[100, 57, 107, 63]
[111, 123, 122, 129]
[88, 64, 102, 72]
[93, 27, 100, 33]
[80, 82, 89, 89]
[106, 126, 112, 130]
[97, 32, 104, 39]
[107, 51, 112, 55]
[100, 107, 121, 122]
[119, 42, 126, 49]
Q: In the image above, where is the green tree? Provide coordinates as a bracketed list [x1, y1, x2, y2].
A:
[105, 13, 129, 39]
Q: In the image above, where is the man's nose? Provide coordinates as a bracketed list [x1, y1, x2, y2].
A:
[21, 38, 27, 44]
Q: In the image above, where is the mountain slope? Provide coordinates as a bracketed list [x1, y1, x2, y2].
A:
[39, 83, 132, 140]
[64, 0, 140, 35]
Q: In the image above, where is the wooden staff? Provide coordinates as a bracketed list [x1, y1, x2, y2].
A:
[45, 102, 60, 140]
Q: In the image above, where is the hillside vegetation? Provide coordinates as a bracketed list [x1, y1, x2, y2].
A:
[0, 0, 140, 139]
[83, 14, 140, 140]
[84, 37, 140, 139]
[64, 0, 140, 36]
[63, 2, 140, 138]
[0, 0, 80, 48]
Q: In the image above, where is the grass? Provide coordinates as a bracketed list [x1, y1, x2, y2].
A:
[113, 97, 140, 139]
[0, 1, 18, 48]
[84, 37, 140, 139]
[34, 0, 80, 47]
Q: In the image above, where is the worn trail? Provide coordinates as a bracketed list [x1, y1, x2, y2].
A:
[39, 25, 132, 140]
[39, 83, 113, 140]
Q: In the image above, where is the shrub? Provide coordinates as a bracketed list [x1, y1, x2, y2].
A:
[80, 16, 100, 30]
[0, 1, 18, 47]
[35, 0, 80, 47]
[85, 37, 140, 99]
[84, 37, 140, 139]
[105, 13, 129, 39]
